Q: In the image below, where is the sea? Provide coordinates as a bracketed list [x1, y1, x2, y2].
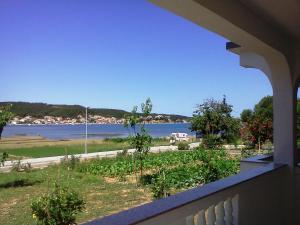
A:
[2, 123, 194, 140]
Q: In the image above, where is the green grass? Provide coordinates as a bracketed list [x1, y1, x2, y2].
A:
[0, 143, 130, 158]
[0, 138, 170, 158]
[0, 165, 152, 225]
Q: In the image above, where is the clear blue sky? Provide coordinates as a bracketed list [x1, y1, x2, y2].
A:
[0, 0, 272, 117]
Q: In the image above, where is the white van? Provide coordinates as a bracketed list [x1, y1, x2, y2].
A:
[170, 132, 189, 143]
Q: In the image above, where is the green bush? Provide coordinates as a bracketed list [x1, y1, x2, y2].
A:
[150, 169, 170, 199]
[241, 148, 256, 158]
[104, 137, 127, 143]
[11, 160, 32, 172]
[116, 149, 128, 158]
[201, 134, 223, 149]
[61, 155, 80, 170]
[177, 142, 190, 150]
[31, 183, 85, 225]
[0, 152, 8, 166]
[202, 158, 239, 183]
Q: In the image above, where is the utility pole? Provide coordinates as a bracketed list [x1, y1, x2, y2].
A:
[85, 106, 88, 154]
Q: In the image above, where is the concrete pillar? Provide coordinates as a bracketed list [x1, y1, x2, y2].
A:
[272, 79, 297, 166]
[240, 50, 296, 224]
[240, 51, 296, 167]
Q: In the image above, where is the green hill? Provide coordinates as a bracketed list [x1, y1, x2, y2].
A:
[0, 102, 189, 121]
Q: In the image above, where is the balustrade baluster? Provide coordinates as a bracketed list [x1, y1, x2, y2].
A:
[186, 215, 195, 225]
[215, 201, 225, 225]
[194, 210, 206, 225]
[224, 198, 233, 225]
[206, 205, 216, 225]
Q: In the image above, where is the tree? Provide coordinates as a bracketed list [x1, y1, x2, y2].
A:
[240, 109, 253, 123]
[0, 105, 13, 139]
[190, 96, 240, 148]
[240, 96, 273, 149]
[124, 98, 153, 178]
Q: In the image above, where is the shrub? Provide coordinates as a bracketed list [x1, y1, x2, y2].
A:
[177, 142, 190, 150]
[0, 152, 8, 166]
[202, 158, 239, 183]
[31, 183, 85, 225]
[201, 134, 223, 149]
[61, 155, 80, 170]
[116, 149, 128, 158]
[104, 137, 127, 143]
[241, 148, 256, 158]
[150, 169, 170, 199]
[11, 160, 32, 172]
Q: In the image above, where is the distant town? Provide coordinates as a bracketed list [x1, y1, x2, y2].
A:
[10, 114, 188, 125]
[0, 102, 189, 125]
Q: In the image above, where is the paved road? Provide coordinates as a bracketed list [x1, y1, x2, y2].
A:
[1, 142, 200, 172]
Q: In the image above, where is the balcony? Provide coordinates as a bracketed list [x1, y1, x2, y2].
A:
[83, 159, 288, 225]
[82, 0, 298, 224]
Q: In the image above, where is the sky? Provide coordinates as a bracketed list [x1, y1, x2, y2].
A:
[0, 0, 272, 117]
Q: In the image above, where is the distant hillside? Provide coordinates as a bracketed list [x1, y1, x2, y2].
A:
[0, 102, 189, 121]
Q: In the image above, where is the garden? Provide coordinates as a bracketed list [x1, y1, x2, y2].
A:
[0, 147, 239, 225]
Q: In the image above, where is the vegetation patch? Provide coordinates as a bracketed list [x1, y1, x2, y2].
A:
[79, 148, 239, 192]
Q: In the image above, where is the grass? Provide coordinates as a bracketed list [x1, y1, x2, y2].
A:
[0, 137, 170, 158]
[0, 165, 152, 225]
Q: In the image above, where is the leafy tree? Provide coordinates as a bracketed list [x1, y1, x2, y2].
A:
[240, 96, 273, 149]
[190, 96, 240, 148]
[124, 98, 153, 178]
[241, 109, 253, 123]
[0, 105, 14, 139]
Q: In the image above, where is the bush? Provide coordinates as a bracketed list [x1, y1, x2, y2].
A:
[202, 158, 239, 183]
[11, 160, 32, 172]
[116, 149, 128, 158]
[241, 148, 256, 158]
[0, 152, 8, 166]
[177, 142, 190, 150]
[104, 137, 127, 143]
[61, 155, 80, 170]
[31, 183, 85, 225]
[150, 169, 170, 199]
[201, 134, 223, 149]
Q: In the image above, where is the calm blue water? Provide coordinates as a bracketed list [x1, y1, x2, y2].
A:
[2, 124, 194, 140]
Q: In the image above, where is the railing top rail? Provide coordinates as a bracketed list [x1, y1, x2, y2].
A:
[82, 163, 286, 225]
[240, 153, 273, 163]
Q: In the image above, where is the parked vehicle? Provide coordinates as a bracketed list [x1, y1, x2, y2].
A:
[170, 132, 189, 144]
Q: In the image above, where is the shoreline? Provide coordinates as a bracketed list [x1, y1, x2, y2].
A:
[2, 123, 194, 142]
[7, 122, 190, 126]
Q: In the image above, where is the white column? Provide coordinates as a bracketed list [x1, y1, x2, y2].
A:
[240, 50, 296, 224]
[240, 51, 296, 166]
[272, 80, 296, 166]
